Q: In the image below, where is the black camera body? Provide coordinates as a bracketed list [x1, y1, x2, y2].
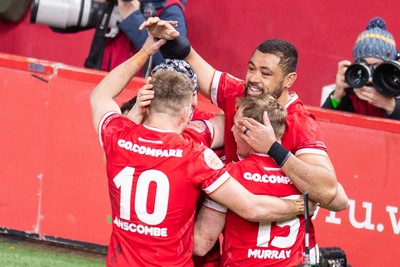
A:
[373, 60, 400, 96]
[345, 57, 400, 97]
[319, 247, 348, 267]
[296, 247, 349, 267]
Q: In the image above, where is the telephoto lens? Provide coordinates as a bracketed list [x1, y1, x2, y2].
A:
[344, 62, 372, 88]
[30, 0, 104, 30]
[373, 61, 400, 96]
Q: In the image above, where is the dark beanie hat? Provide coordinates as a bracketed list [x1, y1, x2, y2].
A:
[151, 59, 199, 92]
[353, 17, 397, 61]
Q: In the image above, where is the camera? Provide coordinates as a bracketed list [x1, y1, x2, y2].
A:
[345, 55, 400, 96]
[31, 0, 110, 30]
[30, 0, 158, 37]
[373, 60, 400, 96]
[344, 61, 372, 89]
[318, 247, 348, 267]
[30, 0, 165, 70]
[296, 247, 349, 267]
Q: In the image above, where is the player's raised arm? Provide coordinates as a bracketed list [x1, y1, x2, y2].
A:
[90, 34, 171, 133]
[140, 17, 216, 100]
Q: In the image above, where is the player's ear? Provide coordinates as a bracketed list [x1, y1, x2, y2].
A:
[179, 106, 190, 125]
[284, 72, 297, 89]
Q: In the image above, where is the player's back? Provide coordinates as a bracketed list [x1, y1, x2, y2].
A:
[221, 154, 305, 267]
[101, 115, 226, 266]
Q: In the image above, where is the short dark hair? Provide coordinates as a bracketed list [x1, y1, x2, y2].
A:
[255, 39, 298, 75]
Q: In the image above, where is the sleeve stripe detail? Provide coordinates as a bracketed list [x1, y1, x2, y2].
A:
[203, 171, 230, 194]
[295, 148, 328, 156]
[203, 198, 227, 213]
[98, 111, 119, 147]
[204, 120, 214, 139]
[210, 70, 222, 105]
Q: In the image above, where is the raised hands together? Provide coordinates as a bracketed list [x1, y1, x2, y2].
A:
[139, 17, 180, 40]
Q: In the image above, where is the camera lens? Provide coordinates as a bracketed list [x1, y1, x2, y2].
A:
[373, 61, 400, 96]
[30, 0, 102, 29]
[344, 62, 371, 88]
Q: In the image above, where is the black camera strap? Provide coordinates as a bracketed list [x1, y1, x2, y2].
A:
[84, 1, 115, 70]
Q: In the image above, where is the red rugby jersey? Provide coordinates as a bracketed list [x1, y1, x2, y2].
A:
[99, 112, 230, 267]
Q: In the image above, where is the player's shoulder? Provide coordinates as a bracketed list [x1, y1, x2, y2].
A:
[182, 120, 212, 146]
[101, 112, 133, 129]
[180, 138, 224, 170]
[186, 120, 211, 133]
[286, 93, 317, 125]
[214, 71, 244, 90]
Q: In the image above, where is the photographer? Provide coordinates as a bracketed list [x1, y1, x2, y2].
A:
[322, 17, 400, 120]
[103, 0, 187, 73]
[32, 0, 187, 74]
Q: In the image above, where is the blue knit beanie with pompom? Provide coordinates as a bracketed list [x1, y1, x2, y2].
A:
[353, 17, 397, 61]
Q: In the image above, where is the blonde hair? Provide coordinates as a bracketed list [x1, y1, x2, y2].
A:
[149, 69, 193, 116]
[236, 94, 287, 139]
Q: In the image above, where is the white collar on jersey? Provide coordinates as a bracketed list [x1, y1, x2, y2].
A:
[284, 92, 298, 108]
[143, 124, 176, 133]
